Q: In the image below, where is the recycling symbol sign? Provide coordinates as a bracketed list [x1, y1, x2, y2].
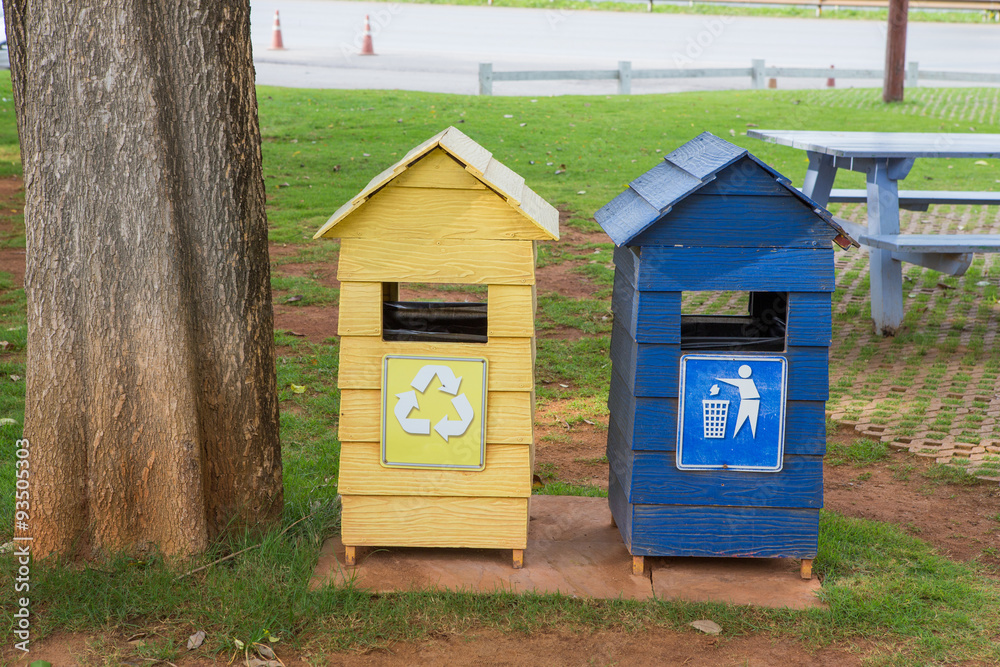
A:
[381, 355, 488, 471]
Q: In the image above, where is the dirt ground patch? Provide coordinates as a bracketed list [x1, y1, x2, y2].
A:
[273, 303, 339, 342]
[14, 626, 864, 667]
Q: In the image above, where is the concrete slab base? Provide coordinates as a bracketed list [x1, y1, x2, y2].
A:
[310, 495, 825, 609]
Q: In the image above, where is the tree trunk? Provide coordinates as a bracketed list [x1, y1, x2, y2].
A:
[4, 0, 283, 558]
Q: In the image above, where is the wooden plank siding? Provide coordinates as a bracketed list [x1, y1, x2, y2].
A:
[611, 276, 830, 348]
[636, 247, 835, 292]
[389, 147, 487, 190]
[694, 157, 791, 197]
[339, 442, 531, 497]
[338, 335, 534, 391]
[338, 239, 536, 285]
[610, 321, 829, 400]
[339, 388, 534, 444]
[608, 470, 635, 553]
[613, 245, 641, 287]
[786, 292, 833, 347]
[606, 436, 824, 508]
[338, 282, 383, 337]
[611, 464, 818, 558]
[607, 375, 827, 455]
[611, 272, 681, 344]
[341, 495, 529, 549]
[488, 284, 535, 338]
[632, 196, 838, 249]
[627, 505, 819, 558]
[332, 188, 553, 241]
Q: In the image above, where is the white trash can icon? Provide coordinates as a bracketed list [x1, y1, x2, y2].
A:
[702, 399, 729, 439]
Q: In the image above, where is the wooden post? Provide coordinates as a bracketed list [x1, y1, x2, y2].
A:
[867, 159, 904, 335]
[800, 559, 813, 580]
[632, 555, 645, 576]
[906, 61, 919, 90]
[751, 59, 765, 90]
[883, 0, 909, 103]
[479, 63, 493, 96]
[344, 545, 357, 566]
[618, 61, 632, 95]
[801, 153, 838, 205]
[512, 549, 524, 569]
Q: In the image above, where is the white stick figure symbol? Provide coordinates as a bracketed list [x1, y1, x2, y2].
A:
[718, 364, 760, 438]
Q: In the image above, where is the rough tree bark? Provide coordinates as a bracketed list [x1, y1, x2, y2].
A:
[4, 0, 283, 558]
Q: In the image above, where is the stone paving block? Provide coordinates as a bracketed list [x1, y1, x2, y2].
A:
[309, 496, 824, 609]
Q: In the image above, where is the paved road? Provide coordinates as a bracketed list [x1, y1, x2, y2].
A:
[250, 0, 999, 94]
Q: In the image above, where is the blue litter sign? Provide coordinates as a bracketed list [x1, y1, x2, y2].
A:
[677, 354, 787, 472]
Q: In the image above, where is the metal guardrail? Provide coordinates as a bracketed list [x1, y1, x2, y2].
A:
[678, 0, 1000, 18]
[477, 60, 1000, 95]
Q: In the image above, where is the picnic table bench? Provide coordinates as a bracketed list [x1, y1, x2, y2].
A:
[747, 130, 1000, 335]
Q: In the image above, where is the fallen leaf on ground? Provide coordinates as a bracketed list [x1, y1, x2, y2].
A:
[187, 630, 207, 650]
[690, 619, 722, 635]
[290, 384, 307, 394]
[255, 643, 277, 659]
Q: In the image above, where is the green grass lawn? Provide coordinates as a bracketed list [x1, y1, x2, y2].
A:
[2, 69, 1000, 663]
[389, 0, 997, 23]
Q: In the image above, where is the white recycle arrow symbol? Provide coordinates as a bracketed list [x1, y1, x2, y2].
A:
[394, 390, 430, 435]
[410, 365, 462, 395]
[434, 393, 474, 442]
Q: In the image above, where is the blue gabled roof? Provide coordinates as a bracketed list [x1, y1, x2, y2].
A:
[595, 132, 855, 247]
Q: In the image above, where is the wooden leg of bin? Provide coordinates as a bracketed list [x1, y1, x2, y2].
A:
[800, 559, 813, 580]
[512, 549, 524, 569]
[632, 555, 645, 576]
[610, 515, 617, 528]
[344, 545, 357, 567]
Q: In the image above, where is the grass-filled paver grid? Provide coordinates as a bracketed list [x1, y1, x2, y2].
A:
[824, 202, 1000, 480]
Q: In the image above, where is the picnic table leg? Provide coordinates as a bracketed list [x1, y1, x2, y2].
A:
[866, 159, 904, 336]
[801, 152, 837, 206]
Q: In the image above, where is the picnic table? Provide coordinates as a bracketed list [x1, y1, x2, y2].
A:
[747, 130, 1000, 335]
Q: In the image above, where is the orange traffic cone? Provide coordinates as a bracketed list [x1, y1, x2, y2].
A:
[826, 65, 835, 88]
[269, 10, 285, 50]
[359, 15, 375, 56]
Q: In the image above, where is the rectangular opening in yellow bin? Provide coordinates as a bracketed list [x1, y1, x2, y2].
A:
[382, 283, 489, 344]
[381, 355, 488, 470]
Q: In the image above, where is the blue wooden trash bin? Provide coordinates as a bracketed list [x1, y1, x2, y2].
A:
[596, 132, 855, 578]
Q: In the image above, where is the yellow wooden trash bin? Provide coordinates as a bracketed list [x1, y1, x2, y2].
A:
[314, 127, 559, 568]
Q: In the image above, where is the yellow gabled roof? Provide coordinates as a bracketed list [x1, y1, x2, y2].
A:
[313, 126, 559, 240]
